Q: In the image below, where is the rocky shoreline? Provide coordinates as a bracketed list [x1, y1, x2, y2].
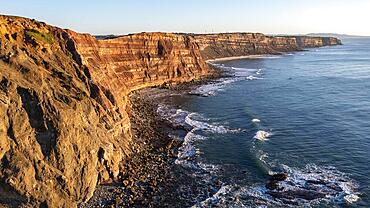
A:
[80, 90, 180, 207]
[80, 67, 230, 207]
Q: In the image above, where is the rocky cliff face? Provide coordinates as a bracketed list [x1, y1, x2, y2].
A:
[0, 15, 341, 207]
[294, 36, 342, 48]
[0, 16, 209, 207]
[191, 33, 341, 60]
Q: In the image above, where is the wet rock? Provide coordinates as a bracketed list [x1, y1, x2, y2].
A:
[268, 189, 327, 201]
[266, 181, 280, 190]
[270, 173, 288, 181]
[265, 173, 288, 190]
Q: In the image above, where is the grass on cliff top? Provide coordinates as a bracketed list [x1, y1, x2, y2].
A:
[25, 29, 54, 44]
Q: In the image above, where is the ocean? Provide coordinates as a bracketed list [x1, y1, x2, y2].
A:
[155, 38, 370, 207]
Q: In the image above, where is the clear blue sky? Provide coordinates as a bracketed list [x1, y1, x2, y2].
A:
[1, 0, 369, 35]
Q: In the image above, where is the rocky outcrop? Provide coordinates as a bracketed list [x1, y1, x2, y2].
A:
[191, 33, 341, 60]
[0, 15, 341, 207]
[294, 36, 341, 48]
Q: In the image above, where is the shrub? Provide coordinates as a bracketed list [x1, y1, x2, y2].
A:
[25, 29, 54, 44]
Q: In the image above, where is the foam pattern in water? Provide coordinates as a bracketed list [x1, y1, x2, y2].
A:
[157, 104, 242, 169]
[192, 164, 360, 208]
[189, 63, 263, 97]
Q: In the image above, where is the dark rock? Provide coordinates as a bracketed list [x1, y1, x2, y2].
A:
[270, 173, 288, 181]
[266, 181, 280, 190]
[268, 189, 326, 201]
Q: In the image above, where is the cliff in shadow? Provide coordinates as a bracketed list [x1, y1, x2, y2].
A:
[0, 15, 341, 207]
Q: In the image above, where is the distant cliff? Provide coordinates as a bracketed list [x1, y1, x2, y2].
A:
[0, 15, 341, 207]
[191, 33, 341, 60]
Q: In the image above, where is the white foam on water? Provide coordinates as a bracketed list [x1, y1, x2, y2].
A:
[246, 75, 263, 80]
[175, 130, 206, 167]
[256, 69, 263, 75]
[258, 151, 269, 164]
[252, 118, 261, 123]
[189, 77, 238, 97]
[344, 194, 360, 203]
[185, 113, 241, 134]
[192, 185, 233, 208]
[158, 104, 242, 171]
[157, 104, 189, 126]
[197, 164, 361, 207]
[177, 142, 197, 159]
[237, 164, 361, 207]
[254, 130, 271, 141]
[190, 63, 264, 97]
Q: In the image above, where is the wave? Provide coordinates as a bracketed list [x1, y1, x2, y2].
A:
[242, 164, 360, 207]
[176, 131, 205, 160]
[246, 75, 263, 80]
[185, 113, 241, 134]
[252, 118, 261, 123]
[256, 69, 263, 75]
[254, 130, 272, 141]
[192, 185, 233, 207]
[158, 104, 242, 169]
[191, 164, 360, 207]
[188, 78, 237, 97]
[190, 64, 264, 97]
[157, 104, 189, 126]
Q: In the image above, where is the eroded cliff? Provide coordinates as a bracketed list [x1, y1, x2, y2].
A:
[0, 15, 341, 207]
[0, 16, 209, 207]
[192, 33, 341, 60]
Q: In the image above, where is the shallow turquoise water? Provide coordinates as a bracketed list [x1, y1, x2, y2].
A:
[158, 38, 370, 207]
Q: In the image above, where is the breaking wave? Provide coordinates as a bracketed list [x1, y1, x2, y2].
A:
[242, 164, 360, 207]
[254, 130, 272, 141]
[189, 63, 264, 97]
[157, 104, 242, 169]
[191, 164, 360, 207]
[252, 118, 261, 123]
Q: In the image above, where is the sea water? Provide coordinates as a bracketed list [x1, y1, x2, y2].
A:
[156, 38, 370, 207]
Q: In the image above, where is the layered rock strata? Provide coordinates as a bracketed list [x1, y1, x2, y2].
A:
[0, 16, 209, 207]
[191, 33, 341, 59]
[0, 15, 341, 207]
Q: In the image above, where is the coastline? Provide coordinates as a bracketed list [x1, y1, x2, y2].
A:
[80, 73, 232, 207]
[80, 87, 215, 207]
[80, 91, 182, 207]
[79, 50, 308, 207]
[0, 14, 348, 207]
[206, 54, 282, 63]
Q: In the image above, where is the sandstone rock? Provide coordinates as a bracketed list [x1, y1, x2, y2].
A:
[192, 33, 341, 60]
[0, 15, 210, 207]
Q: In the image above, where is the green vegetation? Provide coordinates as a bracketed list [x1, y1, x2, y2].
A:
[75, 91, 86, 101]
[25, 29, 54, 44]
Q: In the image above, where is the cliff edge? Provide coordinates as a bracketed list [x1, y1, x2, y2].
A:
[191, 33, 341, 60]
[0, 15, 341, 207]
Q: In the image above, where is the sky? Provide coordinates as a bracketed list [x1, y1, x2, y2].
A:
[1, 0, 370, 36]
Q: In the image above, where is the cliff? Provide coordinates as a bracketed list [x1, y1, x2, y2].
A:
[191, 33, 341, 60]
[0, 16, 209, 207]
[0, 15, 341, 207]
[294, 36, 342, 48]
